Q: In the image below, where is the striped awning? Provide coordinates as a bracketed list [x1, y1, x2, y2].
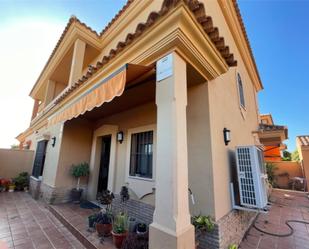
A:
[48, 64, 152, 126]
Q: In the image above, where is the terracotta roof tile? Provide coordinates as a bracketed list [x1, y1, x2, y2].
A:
[297, 136, 309, 147]
[54, 0, 237, 104]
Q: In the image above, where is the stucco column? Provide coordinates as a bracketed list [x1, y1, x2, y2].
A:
[149, 52, 195, 249]
[44, 80, 56, 105]
[31, 99, 40, 121]
[68, 39, 86, 86]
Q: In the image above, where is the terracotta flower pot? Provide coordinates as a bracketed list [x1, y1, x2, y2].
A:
[96, 223, 112, 237]
[111, 231, 127, 248]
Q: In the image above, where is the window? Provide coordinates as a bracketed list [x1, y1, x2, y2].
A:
[129, 131, 153, 179]
[237, 73, 245, 108]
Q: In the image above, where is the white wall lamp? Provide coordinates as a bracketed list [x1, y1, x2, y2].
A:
[117, 131, 124, 144]
[223, 128, 231, 146]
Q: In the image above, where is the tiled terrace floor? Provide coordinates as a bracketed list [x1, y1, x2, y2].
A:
[239, 189, 309, 249]
[0, 192, 86, 249]
[1, 189, 308, 249]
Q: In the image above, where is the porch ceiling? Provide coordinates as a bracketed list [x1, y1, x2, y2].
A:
[72, 63, 204, 123]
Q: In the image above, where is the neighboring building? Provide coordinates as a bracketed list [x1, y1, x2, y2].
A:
[297, 135, 309, 188]
[16, 0, 265, 248]
[258, 114, 288, 161]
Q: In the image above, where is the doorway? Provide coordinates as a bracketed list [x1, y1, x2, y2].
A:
[97, 135, 111, 193]
[32, 140, 48, 178]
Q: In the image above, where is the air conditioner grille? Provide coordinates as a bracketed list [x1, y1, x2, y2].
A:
[237, 148, 256, 206]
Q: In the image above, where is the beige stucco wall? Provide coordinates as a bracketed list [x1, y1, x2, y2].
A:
[187, 83, 215, 217]
[0, 149, 34, 178]
[192, 0, 260, 221]
[298, 146, 309, 184]
[208, 68, 259, 221]
[270, 161, 303, 188]
[55, 119, 93, 188]
[93, 102, 157, 205]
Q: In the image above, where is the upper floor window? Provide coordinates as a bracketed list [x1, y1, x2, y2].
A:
[237, 73, 245, 108]
[129, 130, 153, 179]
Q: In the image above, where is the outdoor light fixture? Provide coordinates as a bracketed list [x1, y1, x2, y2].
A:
[223, 128, 231, 146]
[51, 136, 56, 147]
[117, 131, 124, 144]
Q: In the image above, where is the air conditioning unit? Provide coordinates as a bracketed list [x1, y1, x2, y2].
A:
[235, 145, 268, 209]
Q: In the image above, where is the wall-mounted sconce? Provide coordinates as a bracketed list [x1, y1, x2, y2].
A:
[223, 128, 231, 146]
[51, 136, 56, 147]
[117, 131, 124, 144]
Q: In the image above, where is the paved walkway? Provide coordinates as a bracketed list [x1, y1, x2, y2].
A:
[239, 189, 309, 249]
[0, 192, 86, 249]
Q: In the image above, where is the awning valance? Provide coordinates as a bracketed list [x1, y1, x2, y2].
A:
[48, 64, 152, 126]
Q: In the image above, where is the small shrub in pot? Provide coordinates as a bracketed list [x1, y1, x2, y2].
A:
[111, 212, 128, 248]
[88, 213, 98, 228]
[136, 223, 147, 235]
[95, 210, 113, 237]
[70, 163, 89, 203]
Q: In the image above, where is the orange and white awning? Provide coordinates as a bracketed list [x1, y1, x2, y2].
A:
[48, 64, 152, 126]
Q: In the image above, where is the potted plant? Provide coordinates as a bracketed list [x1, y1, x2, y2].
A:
[112, 212, 128, 248]
[97, 190, 114, 209]
[13, 172, 29, 191]
[128, 217, 137, 233]
[0, 178, 11, 191]
[136, 223, 147, 236]
[8, 183, 15, 192]
[70, 162, 89, 203]
[192, 215, 215, 249]
[0, 184, 4, 192]
[95, 210, 113, 237]
[88, 213, 98, 228]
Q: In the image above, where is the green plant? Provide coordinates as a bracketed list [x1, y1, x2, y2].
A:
[113, 212, 128, 234]
[228, 244, 238, 249]
[192, 215, 215, 233]
[265, 162, 277, 187]
[70, 162, 89, 190]
[13, 172, 29, 190]
[282, 150, 291, 161]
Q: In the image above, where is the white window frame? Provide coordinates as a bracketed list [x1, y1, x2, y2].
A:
[126, 124, 156, 182]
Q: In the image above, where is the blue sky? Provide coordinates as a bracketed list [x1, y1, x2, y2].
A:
[0, 0, 307, 151]
[238, 0, 309, 151]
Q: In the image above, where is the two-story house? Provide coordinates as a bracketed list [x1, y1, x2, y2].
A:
[17, 0, 266, 248]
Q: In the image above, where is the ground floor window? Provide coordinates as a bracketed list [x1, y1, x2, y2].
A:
[129, 130, 153, 179]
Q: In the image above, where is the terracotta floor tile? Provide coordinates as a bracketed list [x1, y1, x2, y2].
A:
[240, 189, 309, 249]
